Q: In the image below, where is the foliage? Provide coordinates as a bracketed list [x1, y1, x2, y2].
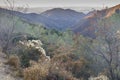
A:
[93, 13, 120, 80]
[7, 55, 20, 69]
[23, 62, 49, 80]
[1, 9, 120, 80]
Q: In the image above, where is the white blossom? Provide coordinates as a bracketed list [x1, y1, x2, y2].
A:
[89, 75, 109, 80]
[19, 40, 50, 60]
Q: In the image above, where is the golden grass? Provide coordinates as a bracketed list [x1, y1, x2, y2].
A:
[23, 61, 49, 80]
[7, 55, 20, 69]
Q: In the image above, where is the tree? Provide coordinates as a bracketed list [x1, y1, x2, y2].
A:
[0, 0, 27, 54]
[93, 14, 120, 80]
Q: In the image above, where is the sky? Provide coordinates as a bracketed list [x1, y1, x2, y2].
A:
[0, 0, 120, 13]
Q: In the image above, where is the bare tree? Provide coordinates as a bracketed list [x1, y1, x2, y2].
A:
[93, 17, 120, 80]
[0, 0, 28, 54]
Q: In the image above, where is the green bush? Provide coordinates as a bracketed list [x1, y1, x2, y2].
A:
[17, 47, 41, 68]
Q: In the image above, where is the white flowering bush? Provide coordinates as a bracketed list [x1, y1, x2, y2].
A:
[19, 40, 50, 59]
[89, 75, 109, 80]
[17, 39, 50, 68]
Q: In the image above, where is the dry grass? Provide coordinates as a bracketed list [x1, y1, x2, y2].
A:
[48, 65, 78, 80]
[11, 68, 24, 77]
[7, 55, 20, 69]
[48, 58, 78, 80]
[57, 70, 78, 80]
[23, 61, 49, 80]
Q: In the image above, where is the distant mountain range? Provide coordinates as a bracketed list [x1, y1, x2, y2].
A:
[0, 7, 85, 30]
[41, 8, 85, 29]
[0, 4, 120, 38]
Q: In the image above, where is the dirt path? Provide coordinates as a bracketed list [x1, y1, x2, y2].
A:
[0, 52, 22, 80]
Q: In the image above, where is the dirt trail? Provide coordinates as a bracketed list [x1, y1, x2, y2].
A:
[0, 52, 22, 80]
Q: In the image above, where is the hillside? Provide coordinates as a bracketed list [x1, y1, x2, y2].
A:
[72, 4, 120, 38]
[0, 4, 120, 38]
[106, 4, 120, 18]
[0, 7, 85, 30]
[41, 8, 85, 29]
[0, 3, 120, 80]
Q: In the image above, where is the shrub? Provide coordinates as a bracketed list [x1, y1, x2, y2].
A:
[48, 64, 77, 80]
[7, 55, 20, 69]
[18, 47, 41, 68]
[51, 53, 91, 80]
[67, 58, 90, 79]
[48, 54, 78, 80]
[23, 61, 49, 80]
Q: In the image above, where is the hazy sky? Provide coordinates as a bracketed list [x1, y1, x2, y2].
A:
[0, 0, 120, 8]
[0, 0, 120, 13]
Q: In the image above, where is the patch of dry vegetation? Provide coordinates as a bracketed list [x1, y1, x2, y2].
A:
[23, 62, 49, 80]
[7, 55, 20, 69]
[6, 39, 92, 80]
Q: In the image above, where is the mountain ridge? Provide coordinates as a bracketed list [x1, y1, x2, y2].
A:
[71, 4, 120, 38]
[0, 4, 120, 38]
[0, 7, 86, 30]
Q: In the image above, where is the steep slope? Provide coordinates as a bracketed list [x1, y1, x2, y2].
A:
[106, 4, 120, 18]
[72, 4, 120, 38]
[0, 8, 86, 30]
[0, 4, 119, 38]
[21, 13, 60, 29]
[41, 8, 85, 29]
[0, 8, 59, 29]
